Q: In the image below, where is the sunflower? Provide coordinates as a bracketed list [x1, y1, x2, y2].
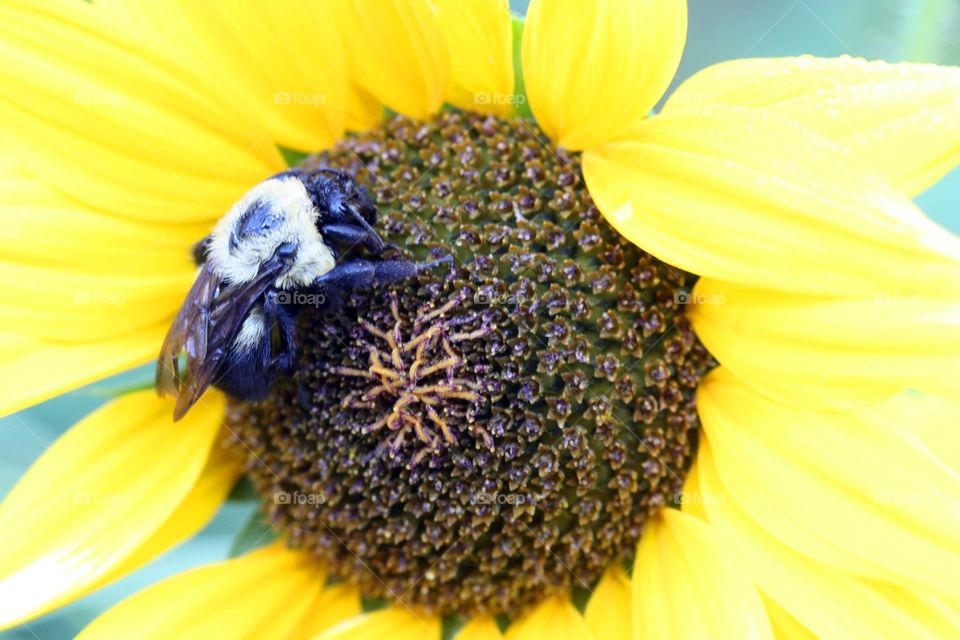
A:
[2, 0, 960, 638]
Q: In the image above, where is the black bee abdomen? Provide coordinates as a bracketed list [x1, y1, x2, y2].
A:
[213, 342, 276, 402]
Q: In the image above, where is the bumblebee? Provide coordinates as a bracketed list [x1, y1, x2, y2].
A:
[156, 168, 450, 420]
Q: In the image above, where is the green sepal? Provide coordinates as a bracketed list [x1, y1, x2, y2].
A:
[229, 507, 278, 557]
[441, 615, 465, 640]
[278, 145, 310, 168]
[360, 596, 390, 613]
[511, 13, 533, 119]
[226, 475, 258, 503]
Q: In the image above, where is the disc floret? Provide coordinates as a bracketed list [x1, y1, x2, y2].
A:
[229, 111, 715, 618]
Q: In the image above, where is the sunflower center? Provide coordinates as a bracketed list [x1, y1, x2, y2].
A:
[227, 111, 714, 619]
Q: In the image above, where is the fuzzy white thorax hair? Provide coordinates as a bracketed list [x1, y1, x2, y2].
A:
[233, 307, 267, 353]
[208, 176, 336, 289]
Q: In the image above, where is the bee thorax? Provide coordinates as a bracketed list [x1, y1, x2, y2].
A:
[208, 176, 325, 286]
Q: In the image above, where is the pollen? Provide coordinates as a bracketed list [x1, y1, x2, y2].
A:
[335, 293, 491, 464]
[227, 110, 716, 619]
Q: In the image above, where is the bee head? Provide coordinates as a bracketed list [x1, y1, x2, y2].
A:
[207, 176, 336, 289]
[302, 168, 378, 228]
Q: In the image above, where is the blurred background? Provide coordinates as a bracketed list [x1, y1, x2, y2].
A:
[2, 0, 958, 637]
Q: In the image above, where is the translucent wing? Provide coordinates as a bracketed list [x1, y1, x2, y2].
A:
[156, 262, 285, 420]
[156, 263, 220, 401]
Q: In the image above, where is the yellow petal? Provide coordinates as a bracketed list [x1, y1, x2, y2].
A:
[522, 0, 686, 150]
[96, 441, 243, 588]
[107, 1, 346, 152]
[0, 329, 163, 418]
[666, 56, 960, 196]
[909, 394, 960, 471]
[0, 259, 189, 337]
[430, 0, 514, 116]
[583, 106, 960, 297]
[632, 508, 773, 640]
[676, 458, 712, 522]
[317, 607, 440, 640]
[0, 171, 192, 414]
[78, 544, 325, 640]
[0, 390, 226, 631]
[762, 596, 816, 640]
[584, 565, 631, 640]
[345, 82, 384, 132]
[337, 0, 449, 121]
[689, 279, 960, 410]
[293, 583, 362, 639]
[0, 0, 282, 223]
[456, 616, 504, 640]
[867, 581, 960, 638]
[505, 593, 595, 640]
[0, 174, 208, 272]
[696, 435, 960, 638]
[698, 368, 960, 599]
[323, 3, 384, 131]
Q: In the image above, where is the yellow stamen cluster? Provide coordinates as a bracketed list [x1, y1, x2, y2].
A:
[335, 294, 487, 464]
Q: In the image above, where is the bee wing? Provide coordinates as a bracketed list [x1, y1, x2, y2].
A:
[156, 263, 220, 400]
[161, 263, 287, 421]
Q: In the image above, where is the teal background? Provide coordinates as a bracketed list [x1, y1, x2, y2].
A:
[2, 0, 958, 637]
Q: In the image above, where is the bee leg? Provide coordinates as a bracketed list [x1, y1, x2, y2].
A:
[312, 255, 453, 310]
[319, 223, 386, 255]
[263, 289, 298, 372]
